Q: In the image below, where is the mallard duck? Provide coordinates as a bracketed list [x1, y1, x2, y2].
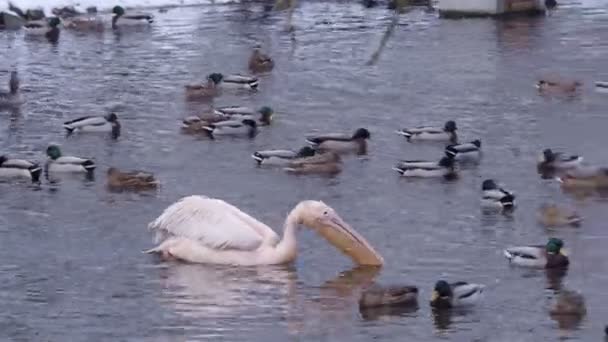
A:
[215, 106, 274, 126]
[284, 152, 342, 175]
[503, 238, 569, 268]
[445, 140, 481, 161]
[550, 290, 586, 317]
[45, 145, 95, 174]
[536, 79, 581, 94]
[539, 204, 582, 227]
[248, 48, 274, 73]
[24, 17, 61, 42]
[111, 6, 153, 29]
[63, 113, 121, 138]
[430, 280, 485, 308]
[185, 73, 223, 100]
[203, 119, 258, 139]
[538, 149, 582, 172]
[207, 73, 259, 90]
[0, 155, 42, 183]
[0, 71, 20, 108]
[107, 167, 158, 191]
[393, 156, 456, 179]
[359, 284, 418, 309]
[480, 179, 515, 210]
[252, 147, 316, 166]
[306, 128, 370, 155]
[397, 120, 457, 143]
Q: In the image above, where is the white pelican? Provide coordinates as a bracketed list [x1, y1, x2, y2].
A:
[145, 195, 384, 266]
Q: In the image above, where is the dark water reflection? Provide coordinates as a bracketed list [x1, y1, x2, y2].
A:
[1, 0, 608, 340]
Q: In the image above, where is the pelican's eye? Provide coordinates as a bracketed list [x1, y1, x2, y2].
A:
[323, 210, 329, 216]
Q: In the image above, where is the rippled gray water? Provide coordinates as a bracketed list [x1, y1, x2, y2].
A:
[1, 0, 608, 340]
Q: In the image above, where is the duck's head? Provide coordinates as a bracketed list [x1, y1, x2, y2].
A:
[444, 120, 457, 132]
[112, 6, 125, 17]
[542, 149, 556, 162]
[296, 146, 316, 158]
[471, 139, 481, 148]
[352, 128, 371, 140]
[546, 238, 565, 255]
[207, 73, 224, 85]
[46, 145, 62, 160]
[105, 112, 119, 123]
[482, 179, 498, 191]
[49, 17, 61, 28]
[536, 80, 548, 89]
[9, 71, 19, 94]
[431, 280, 453, 302]
[439, 156, 455, 169]
[290, 200, 384, 266]
[258, 106, 273, 124]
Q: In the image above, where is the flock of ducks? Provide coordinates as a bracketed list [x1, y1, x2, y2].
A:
[3, 3, 155, 42]
[0, 3, 605, 333]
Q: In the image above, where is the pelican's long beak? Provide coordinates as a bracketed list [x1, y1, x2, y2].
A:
[316, 214, 384, 266]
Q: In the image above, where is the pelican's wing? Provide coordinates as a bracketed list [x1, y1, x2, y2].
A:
[148, 195, 280, 250]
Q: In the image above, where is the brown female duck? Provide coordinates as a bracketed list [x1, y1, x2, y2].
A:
[107, 167, 158, 191]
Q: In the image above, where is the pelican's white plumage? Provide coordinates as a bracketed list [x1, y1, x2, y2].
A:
[148, 195, 279, 249]
[146, 195, 383, 266]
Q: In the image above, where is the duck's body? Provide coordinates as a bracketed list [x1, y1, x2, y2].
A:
[0, 156, 42, 183]
[45, 145, 95, 174]
[107, 167, 158, 191]
[145, 195, 384, 266]
[397, 121, 457, 143]
[445, 140, 481, 161]
[537, 79, 581, 94]
[504, 238, 569, 268]
[538, 149, 582, 172]
[203, 119, 258, 139]
[0, 71, 21, 108]
[185, 73, 223, 100]
[359, 285, 418, 309]
[558, 168, 608, 189]
[63, 14, 104, 31]
[480, 179, 515, 210]
[306, 128, 370, 155]
[430, 280, 485, 308]
[393, 156, 456, 178]
[63, 113, 120, 138]
[252, 147, 316, 166]
[248, 48, 274, 73]
[538, 205, 582, 227]
[23, 17, 55, 34]
[283, 152, 342, 175]
[111, 6, 153, 29]
[214, 73, 259, 90]
[215, 106, 274, 126]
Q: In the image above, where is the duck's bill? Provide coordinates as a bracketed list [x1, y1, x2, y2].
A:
[316, 214, 384, 266]
[430, 290, 439, 301]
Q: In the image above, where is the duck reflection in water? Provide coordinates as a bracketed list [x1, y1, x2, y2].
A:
[549, 289, 587, 331]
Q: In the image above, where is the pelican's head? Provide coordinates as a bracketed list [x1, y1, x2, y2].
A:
[293, 201, 384, 266]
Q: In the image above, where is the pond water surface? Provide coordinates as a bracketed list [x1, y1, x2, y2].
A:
[1, 0, 608, 340]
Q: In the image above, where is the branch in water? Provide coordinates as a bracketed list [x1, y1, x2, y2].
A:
[367, 0, 413, 65]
